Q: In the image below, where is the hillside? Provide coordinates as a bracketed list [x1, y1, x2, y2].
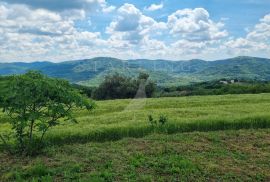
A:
[1, 94, 270, 181]
[1, 56, 270, 86]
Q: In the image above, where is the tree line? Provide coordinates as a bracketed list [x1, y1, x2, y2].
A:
[156, 79, 270, 97]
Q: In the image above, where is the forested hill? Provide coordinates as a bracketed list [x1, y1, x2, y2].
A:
[1, 56, 270, 86]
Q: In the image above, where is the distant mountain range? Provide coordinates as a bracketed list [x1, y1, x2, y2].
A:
[1, 56, 270, 86]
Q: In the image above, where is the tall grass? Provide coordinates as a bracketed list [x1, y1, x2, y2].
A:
[1, 93, 270, 145]
[43, 115, 270, 145]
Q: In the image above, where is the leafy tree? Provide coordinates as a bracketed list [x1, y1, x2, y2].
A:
[0, 71, 95, 155]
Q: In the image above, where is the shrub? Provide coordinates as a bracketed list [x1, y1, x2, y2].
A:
[148, 115, 156, 127]
[0, 71, 95, 155]
[148, 114, 168, 127]
[159, 115, 168, 126]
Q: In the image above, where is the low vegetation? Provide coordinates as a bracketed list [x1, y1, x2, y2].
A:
[1, 91, 270, 146]
[0, 129, 269, 181]
[0, 71, 95, 155]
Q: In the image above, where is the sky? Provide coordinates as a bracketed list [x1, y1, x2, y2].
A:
[0, 0, 269, 62]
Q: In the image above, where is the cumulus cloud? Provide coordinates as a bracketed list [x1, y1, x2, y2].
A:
[109, 4, 142, 32]
[0, 1, 270, 62]
[145, 2, 163, 11]
[246, 14, 270, 41]
[224, 13, 270, 56]
[106, 3, 166, 46]
[0, 4, 82, 36]
[0, 3, 105, 62]
[167, 8, 228, 42]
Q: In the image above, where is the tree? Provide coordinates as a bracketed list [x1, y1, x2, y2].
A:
[0, 71, 95, 155]
[137, 72, 156, 98]
[92, 72, 156, 100]
[92, 73, 137, 100]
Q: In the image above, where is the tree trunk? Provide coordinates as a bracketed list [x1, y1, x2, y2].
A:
[29, 119, 35, 144]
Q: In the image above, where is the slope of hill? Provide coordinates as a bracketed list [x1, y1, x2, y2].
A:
[1, 56, 270, 86]
[1, 94, 270, 181]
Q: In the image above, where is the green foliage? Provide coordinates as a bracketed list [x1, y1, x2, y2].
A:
[76, 77, 270, 101]
[148, 114, 168, 127]
[92, 72, 156, 100]
[158, 79, 270, 97]
[0, 71, 95, 155]
[72, 84, 95, 98]
[159, 115, 168, 125]
[148, 115, 156, 126]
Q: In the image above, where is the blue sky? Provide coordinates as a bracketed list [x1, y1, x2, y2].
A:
[0, 0, 269, 62]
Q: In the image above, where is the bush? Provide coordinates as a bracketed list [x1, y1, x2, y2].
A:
[159, 115, 168, 125]
[148, 114, 168, 127]
[0, 71, 95, 155]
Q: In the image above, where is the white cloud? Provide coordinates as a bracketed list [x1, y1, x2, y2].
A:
[102, 5, 116, 13]
[167, 8, 228, 42]
[145, 2, 163, 11]
[225, 38, 267, 51]
[224, 13, 270, 57]
[108, 4, 142, 32]
[246, 14, 270, 42]
[1, 2, 270, 62]
[171, 40, 207, 54]
[106, 3, 166, 46]
[0, 3, 106, 62]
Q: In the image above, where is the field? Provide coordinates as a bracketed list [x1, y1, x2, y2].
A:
[1, 93, 270, 181]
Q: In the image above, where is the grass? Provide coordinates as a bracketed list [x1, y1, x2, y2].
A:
[0, 129, 269, 181]
[1, 93, 270, 144]
[0, 93, 270, 181]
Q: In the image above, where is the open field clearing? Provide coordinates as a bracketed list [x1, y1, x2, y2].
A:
[1, 93, 270, 181]
[1, 93, 270, 144]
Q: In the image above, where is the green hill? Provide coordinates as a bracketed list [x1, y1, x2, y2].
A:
[1, 56, 270, 86]
[1, 94, 270, 181]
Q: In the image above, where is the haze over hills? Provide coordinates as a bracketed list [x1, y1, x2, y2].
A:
[1, 56, 270, 86]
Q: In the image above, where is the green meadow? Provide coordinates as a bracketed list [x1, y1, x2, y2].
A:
[1, 93, 270, 181]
